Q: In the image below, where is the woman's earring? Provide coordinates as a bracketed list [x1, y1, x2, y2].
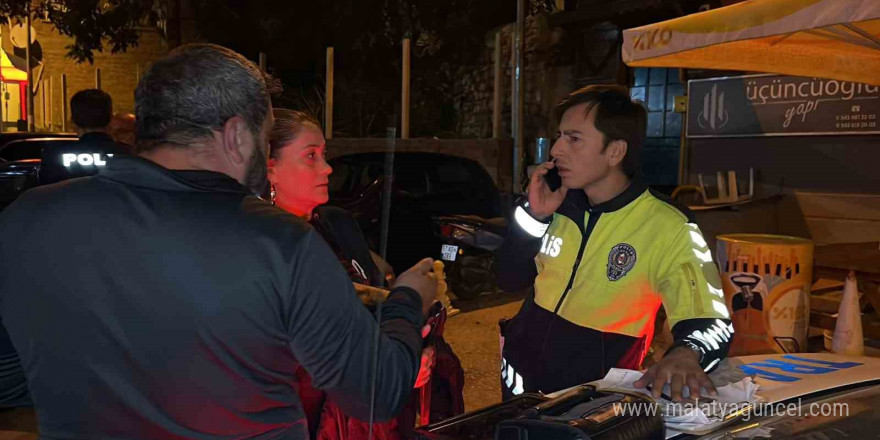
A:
[270, 184, 276, 205]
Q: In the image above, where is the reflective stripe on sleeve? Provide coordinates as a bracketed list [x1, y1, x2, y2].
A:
[515, 206, 550, 238]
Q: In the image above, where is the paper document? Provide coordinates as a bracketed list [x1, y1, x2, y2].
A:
[590, 361, 762, 437]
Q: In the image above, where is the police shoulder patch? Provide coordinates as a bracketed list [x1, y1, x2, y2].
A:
[607, 243, 637, 281]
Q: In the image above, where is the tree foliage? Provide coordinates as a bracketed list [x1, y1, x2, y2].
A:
[0, 0, 519, 135]
[190, 0, 516, 137]
[0, 0, 165, 63]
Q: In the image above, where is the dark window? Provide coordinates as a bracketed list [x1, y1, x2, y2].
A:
[328, 162, 352, 193]
[634, 69, 649, 87]
[394, 167, 429, 196]
[0, 140, 78, 162]
[328, 160, 383, 196]
[632, 67, 684, 187]
[647, 85, 666, 112]
[433, 163, 472, 186]
[0, 142, 43, 161]
[361, 163, 383, 188]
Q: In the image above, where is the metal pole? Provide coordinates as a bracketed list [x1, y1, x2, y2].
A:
[678, 70, 689, 185]
[513, 0, 525, 193]
[258, 52, 267, 71]
[325, 47, 334, 140]
[493, 32, 503, 139]
[26, 13, 35, 131]
[1, 81, 5, 132]
[510, 34, 515, 138]
[401, 38, 411, 139]
[41, 80, 46, 130]
[379, 123, 397, 260]
[679, 111, 689, 186]
[61, 74, 68, 132]
[95, 68, 102, 90]
[48, 76, 54, 130]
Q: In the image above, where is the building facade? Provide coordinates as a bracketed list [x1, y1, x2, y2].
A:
[1, 17, 170, 132]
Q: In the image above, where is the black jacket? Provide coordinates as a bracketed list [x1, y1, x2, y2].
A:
[38, 132, 131, 185]
[0, 156, 424, 439]
[311, 206, 385, 288]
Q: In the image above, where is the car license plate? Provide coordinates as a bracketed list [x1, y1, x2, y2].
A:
[441, 245, 458, 262]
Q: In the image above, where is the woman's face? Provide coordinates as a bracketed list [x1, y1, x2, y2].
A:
[267, 126, 332, 214]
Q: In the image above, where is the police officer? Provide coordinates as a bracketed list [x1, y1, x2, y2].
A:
[39, 89, 131, 184]
[495, 85, 734, 401]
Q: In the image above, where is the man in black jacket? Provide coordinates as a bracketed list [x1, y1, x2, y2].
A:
[39, 89, 133, 185]
[0, 44, 434, 439]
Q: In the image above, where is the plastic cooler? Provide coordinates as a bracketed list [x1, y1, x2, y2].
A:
[716, 234, 814, 355]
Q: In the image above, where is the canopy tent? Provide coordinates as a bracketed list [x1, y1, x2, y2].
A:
[0, 49, 27, 82]
[622, 0, 880, 86]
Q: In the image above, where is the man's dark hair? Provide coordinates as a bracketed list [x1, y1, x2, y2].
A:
[135, 43, 279, 152]
[70, 89, 113, 130]
[554, 85, 647, 178]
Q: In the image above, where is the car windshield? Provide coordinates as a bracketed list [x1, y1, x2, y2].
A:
[0, 142, 40, 162]
[683, 383, 880, 439]
[328, 161, 383, 197]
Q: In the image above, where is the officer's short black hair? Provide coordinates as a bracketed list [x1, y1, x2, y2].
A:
[71, 89, 113, 130]
[554, 85, 647, 178]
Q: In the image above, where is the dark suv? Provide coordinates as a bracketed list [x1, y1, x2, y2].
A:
[327, 152, 503, 274]
[0, 137, 80, 210]
[0, 135, 126, 210]
[0, 135, 78, 162]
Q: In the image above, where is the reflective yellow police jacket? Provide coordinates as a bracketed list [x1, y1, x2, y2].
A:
[495, 181, 733, 398]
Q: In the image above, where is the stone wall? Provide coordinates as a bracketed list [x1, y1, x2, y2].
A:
[2, 20, 169, 132]
[453, 14, 623, 161]
[454, 15, 569, 143]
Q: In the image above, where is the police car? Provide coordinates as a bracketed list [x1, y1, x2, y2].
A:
[0, 137, 78, 162]
[0, 137, 118, 210]
[414, 353, 880, 440]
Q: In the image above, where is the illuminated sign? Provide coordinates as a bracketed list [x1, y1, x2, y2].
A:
[62, 153, 114, 168]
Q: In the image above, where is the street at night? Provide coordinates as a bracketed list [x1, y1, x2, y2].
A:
[2, 0, 880, 439]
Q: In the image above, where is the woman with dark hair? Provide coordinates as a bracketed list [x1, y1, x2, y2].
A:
[267, 109, 396, 289]
[268, 109, 453, 440]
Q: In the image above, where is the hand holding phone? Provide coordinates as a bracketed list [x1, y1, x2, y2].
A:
[543, 162, 562, 192]
[527, 160, 568, 219]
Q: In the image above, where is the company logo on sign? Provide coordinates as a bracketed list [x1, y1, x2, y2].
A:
[632, 27, 672, 52]
[351, 259, 368, 281]
[698, 84, 728, 131]
[688, 75, 880, 137]
[62, 153, 114, 167]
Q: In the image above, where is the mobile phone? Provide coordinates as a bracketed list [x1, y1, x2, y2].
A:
[543, 163, 562, 192]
